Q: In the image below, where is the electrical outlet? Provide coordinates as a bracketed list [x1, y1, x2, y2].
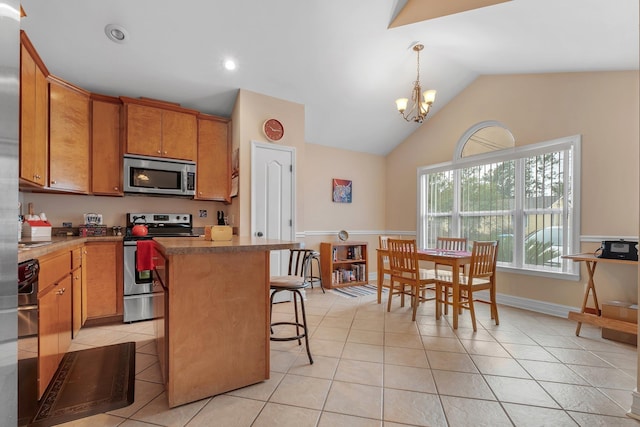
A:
[62, 222, 72, 228]
[199, 210, 207, 218]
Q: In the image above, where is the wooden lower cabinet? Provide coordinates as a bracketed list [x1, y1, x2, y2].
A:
[71, 246, 84, 337]
[85, 241, 123, 320]
[38, 275, 72, 398]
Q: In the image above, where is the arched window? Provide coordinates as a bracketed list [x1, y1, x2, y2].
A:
[417, 123, 581, 279]
[456, 121, 515, 160]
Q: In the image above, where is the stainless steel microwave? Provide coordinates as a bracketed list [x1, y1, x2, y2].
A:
[124, 155, 196, 197]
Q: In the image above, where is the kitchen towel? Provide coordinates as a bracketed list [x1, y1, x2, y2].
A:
[136, 240, 155, 271]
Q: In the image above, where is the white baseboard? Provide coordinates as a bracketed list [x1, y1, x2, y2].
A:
[472, 290, 580, 318]
[629, 390, 640, 421]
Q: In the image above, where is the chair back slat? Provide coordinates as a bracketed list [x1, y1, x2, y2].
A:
[288, 249, 313, 279]
[469, 241, 498, 278]
[437, 237, 467, 252]
[379, 235, 390, 250]
[388, 239, 419, 279]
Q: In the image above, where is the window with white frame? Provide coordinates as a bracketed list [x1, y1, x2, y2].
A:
[418, 130, 580, 279]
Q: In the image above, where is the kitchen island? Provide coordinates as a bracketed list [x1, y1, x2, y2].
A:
[152, 236, 299, 408]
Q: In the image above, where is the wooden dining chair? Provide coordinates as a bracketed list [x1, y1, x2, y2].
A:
[434, 237, 468, 314]
[437, 237, 468, 252]
[434, 240, 499, 331]
[377, 235, 393, 304]
[387, 239, 436, 321]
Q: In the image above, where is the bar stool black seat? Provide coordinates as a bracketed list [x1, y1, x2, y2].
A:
[270, 249, 314, 364]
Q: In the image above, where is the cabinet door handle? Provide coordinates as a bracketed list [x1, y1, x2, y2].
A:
[157, 150, 161, 154]
[114, 186, 119, 191]
[51, 180, 57, 184]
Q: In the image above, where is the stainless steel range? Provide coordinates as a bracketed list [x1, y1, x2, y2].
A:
[123, 212, 199, 322]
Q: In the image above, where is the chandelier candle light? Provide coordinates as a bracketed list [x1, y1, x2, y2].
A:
[395, 44, 437, 123]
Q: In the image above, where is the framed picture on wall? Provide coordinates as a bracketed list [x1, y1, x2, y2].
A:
[332, 179, 352, 203]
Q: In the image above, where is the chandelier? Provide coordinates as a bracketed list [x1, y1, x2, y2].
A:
[395, 44, 437, 124]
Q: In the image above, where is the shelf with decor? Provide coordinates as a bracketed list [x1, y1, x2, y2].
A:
[320, 241, 368, 288]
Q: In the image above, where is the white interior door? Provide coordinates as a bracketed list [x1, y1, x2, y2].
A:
[251, 141, 295, 279]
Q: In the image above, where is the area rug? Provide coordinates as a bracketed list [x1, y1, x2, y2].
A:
[331, 284, 386, 298]
[28, 342, 136, 427]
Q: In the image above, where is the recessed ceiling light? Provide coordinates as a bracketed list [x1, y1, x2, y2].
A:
[105, 24, 129, 44]
[224, 59, 237, 71]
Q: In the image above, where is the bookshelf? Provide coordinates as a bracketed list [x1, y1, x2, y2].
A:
[320, 241, 368, 288]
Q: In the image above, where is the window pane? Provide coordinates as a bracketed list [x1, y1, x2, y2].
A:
[523, 215, 563, 268]
[460, 161, 514, 212]
[525, 152, 565, 201]
[460, 215, 514, 262]
[523, 151, 567, 270]
[425, 216, 452, 248]
[425, 171, 454, 247]
[427, 171, 454, 213]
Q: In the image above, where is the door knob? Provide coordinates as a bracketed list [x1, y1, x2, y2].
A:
[256, 231, 263, 237]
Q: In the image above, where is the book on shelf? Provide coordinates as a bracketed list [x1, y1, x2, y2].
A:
[331, 264, 367, 285]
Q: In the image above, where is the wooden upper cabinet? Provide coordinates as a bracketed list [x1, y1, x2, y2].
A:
[48, 76, 90, 193]
[19, 31, 49, 187]
[197, 114, 231, 202]
[121, 97, 198, 161]
[123, 102, 163, 157]
[162, 110, 197, 161]
[91, 94, 123, 196]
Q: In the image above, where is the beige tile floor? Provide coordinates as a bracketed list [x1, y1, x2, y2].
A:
[24, 286, 640, 426]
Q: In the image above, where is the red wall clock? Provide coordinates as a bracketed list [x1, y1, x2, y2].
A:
[263, 118, 284, 142]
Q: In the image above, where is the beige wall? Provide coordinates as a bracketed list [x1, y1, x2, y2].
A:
[387, 71, 640, 307]
[302, 143, 387, 263]
[231, 89, 306, 237]
[231, 90, 387, 264]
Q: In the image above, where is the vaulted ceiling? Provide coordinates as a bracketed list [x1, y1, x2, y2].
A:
[20, 0, 639, 155]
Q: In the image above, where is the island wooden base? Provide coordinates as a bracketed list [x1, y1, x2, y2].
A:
[163, 251, 270, 408]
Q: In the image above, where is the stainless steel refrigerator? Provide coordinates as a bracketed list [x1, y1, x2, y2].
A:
[0, 0, 20, 424]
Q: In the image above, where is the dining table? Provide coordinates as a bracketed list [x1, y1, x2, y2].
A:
[377, 248, 472, 329]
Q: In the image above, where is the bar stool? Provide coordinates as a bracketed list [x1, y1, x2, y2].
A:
[269, 249, 314, 364]
[307, 250, 325, 293]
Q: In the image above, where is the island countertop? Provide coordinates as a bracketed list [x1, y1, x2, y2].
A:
[153, 236, 299, 255]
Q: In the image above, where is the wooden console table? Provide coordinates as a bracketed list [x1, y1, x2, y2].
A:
[562, 253, 637, 336]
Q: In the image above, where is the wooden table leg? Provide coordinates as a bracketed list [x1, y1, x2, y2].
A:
[452, 268, 460, 329]
[575, 260, 599, 336]
[377, 250, 383, 304]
